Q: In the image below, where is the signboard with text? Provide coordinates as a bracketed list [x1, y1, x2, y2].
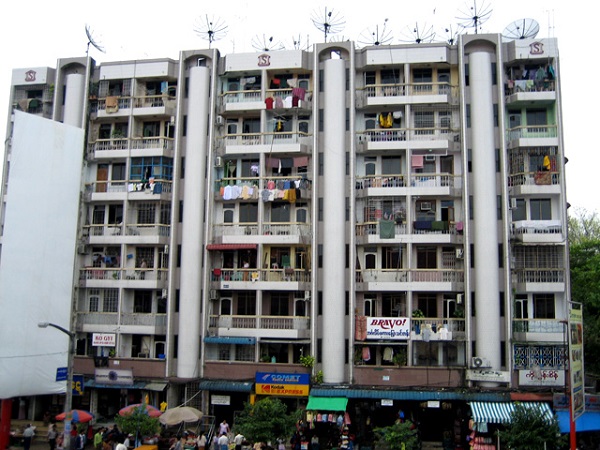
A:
[255, 372, 310, 397]
[568, 303, 585, 420]
[366, 317, 410, 340]
[92, 333, 116, 347]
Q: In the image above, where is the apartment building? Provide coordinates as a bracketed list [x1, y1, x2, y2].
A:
[0, 33, 570, 444]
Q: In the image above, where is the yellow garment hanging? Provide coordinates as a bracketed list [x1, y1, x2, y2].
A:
[385, 112, 393, 128]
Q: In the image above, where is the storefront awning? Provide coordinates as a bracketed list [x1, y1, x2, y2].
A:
[198, 380, 254, 392]
[206, 244, 257, 251]
[557, 411, 600, 433]
[204, 336, 256, 345]
[144, 381, 168, 391]
[310, 387, 508, 402]
[469, 401, 554, 424]
[85, 380, 148, 390]
[306, 396, 348, 411]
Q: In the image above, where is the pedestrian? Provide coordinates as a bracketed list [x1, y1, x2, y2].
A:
[94, 428, 104, 450]
[219, 420, 230, 436]
[123, 434, 133, 450]
[197, 434, 207, 450]
[212, 434, 219, 450]
[234, 433, 244, 450]
[48, 424, 58, 450]
[23, 423, 36, 450]
[218, 433, 229, 450]
[115, 437, 127, 450]
[76, 430, 86, 450]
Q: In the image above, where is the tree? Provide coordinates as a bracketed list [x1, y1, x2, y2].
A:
[234, 398, 301, 445]
[113, 407, 161, 442]
[497, 404, 565, 449]
[373, 420, 420, 450]
[568, 208, 600, 245]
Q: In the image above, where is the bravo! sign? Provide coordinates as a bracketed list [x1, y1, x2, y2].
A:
[366, 317, 410, 340]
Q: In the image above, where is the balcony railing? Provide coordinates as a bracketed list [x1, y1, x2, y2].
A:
[220, 90, 262, 104]
[355, 174, 406, 189]
[410, 174, 461, 188]
[512, 318, 565, 334]
[222, 132, 311, 146]
[356, 269, 464, 283]
[76, 312, 166, 328]
[361, 83, 457, 98]
[507, 125, 558, 141]
[86, 223, 170, 238]
[87, 136, 174, 153]
[509, 171, 560, 187]
[80, 267, 168, 281]
[97, 97, 132, 111]
[212, 268, 311, 283]
[412, 317, 466, 337]
[133, 95, 176, 108]
[506, 79, 555, 94]
[84, 179, 173, 194]
[512, 220, 563, 236]
[513, 268, 565, 283]
[358, 128, 458, 144]
[209, 315, 310, 331]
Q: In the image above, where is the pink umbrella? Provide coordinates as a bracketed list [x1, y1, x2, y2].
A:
[118, 403, 162, 418]
[55, 409, 94, 423]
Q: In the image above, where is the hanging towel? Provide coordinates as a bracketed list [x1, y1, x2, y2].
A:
[355, 315, 367, 341]
[362, 347, 371, 361]
[379, 220, 395, 239]
[411, 155, 424, 168]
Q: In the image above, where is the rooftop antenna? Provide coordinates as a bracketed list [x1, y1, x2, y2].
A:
[85, 25, 105, 56]
[399, 22, 436, 44]
[502, 18, 540, 40]
[442, 25, 459, 45]
[290, 34, 311, 51]
[357, 19, 393, 47]
[193, 15, 228, 48]
[456, 0, 493, 34]
[252, 35, 284, 52]
[311, 7, 345, 43]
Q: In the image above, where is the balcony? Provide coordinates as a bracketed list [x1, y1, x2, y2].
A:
[512, 318, 565, 343]
[96, 97, 132, 118]
[512, 220, 564, 243]
[79, 267, 168, 289]
[73, 355, 166, 379]
[211, 268, 310, 290]
[86, 223, 170, 245]
[355, 220, 464, 245]
[357, 128, 459, 152]
[512, 268, 565, 292]
[509, 170, 561, 196]
[208, 314, 310, 339]
[212, 223, 311, 245]
[76, 312, 167, 334]
[87, 136, 174, 160]
[505, 79, 556, 106]
[356, 268, 464, 291]
[410, 317, 466, 341]
[84, 179, 173, 201]
[133, 95, 177, 116]
[506, 125, 559, 148]
[222, 132, 312, 155]
[357, 83, 458, 107]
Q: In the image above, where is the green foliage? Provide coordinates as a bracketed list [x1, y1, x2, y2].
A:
[568, 208, 600, 245]
[113, 406, 161, 439]
[312, 370, 324, 384]
[497, 404, 565, 450]
[374, 420, 420, 450]
[299, 354, 315, 368]
[235, 398, 301, 445]
[392, 348, 407, 367]
[411, 309, 424, 318]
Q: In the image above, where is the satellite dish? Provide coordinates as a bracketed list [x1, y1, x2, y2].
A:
[456, 0, 493, 34]
[399, 22, 436, 44]
[357, 19, 393, 47]
[85, 25, 105, 55]
[503, 18, 540, 40]
[193, 15, 228, 48]
[251, 35, 284, 52]
[311, 7, 346, 43]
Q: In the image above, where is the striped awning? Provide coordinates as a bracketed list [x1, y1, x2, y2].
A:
[469, 401, 554, 424]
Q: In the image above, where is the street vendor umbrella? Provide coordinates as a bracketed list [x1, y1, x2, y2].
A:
[159, 406, 203, 426]
[55, 409, 94, 423]
[118, 403, 162, 418]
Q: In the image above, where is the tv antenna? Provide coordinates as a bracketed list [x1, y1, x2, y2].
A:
[252, 35, 284, 52]
[357, 19, 393, 47]
[311, 7, 345, 42]
[85, 25, 105, 56]
[442, 25, 459, 45]
[193, 15, 228, 47]
[399, 22, 436, 44]
[290, 34, 311, 51]
[456, 0, 493, 34]
[502, 18, 540, 40]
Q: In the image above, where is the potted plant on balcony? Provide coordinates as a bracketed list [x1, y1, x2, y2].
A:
[392, 348, 407, 367]
[299, 354, 315, 368]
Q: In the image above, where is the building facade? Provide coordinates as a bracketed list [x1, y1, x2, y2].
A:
[1, 34, 569, 444]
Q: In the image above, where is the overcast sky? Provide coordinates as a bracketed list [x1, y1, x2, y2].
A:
[1, 0, 594, 214]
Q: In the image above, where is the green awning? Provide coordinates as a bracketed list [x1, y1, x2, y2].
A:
[306, 396, 348, 411]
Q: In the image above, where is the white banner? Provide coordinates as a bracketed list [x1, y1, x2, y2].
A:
[519, 369, 565, 386]
[92, 333, 116, 347]
[366, 317, 410, 340]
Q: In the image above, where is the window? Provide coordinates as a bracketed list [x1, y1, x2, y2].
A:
[382, 294, 405, 317]
[508, 111, 521, 128]
[130, 157, 173, 181]
[413, 68, 432, 83]
[414, 111, 434, 134]
[512, 199, 527, 221]
[271, 203, 291, 222]
[533, 294, 555, 319]
[134, 290, 152, 313]
[136, 247, 154, 269]
[530, 199, 551, 220]
[417, 294, 437, 317]
[239, 203, 258, 223]
[381, 156, 401, 175]
[89, 289, 100, 312]
[365, 71, 376, 85]
[103, 289, 119, 312]
[237, 292, 256, 315]
[382, 246, 402, 269]
[137, 202, 156, 224]
[223, 204, 234, 223]
[526, 109, 547, 126]
[417, 246, 437, 269]
[381, 69, 400, 85]
[270, 293, 289, 316]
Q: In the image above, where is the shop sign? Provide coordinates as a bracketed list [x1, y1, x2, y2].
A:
[92, 333, 116, 347]
[366, 317, 410, 340]
[554, 394, 600, 412]
[466, 369, 510, 383]
[94, 368, 133, 385]
[211, 395, 231, 406]
[381, 399, 394, 406]
[255, 372, 310, 397]
[519, 369, 565, 386]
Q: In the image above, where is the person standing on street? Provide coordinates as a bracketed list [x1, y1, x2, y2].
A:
[234, 433, 244, 450]
[218, 433, 229, 450]
[48, 424, 58, 450]
[23, 423, 36, 450]
[94, 428, 105, 450]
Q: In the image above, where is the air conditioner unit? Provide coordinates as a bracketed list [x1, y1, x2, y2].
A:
[77, 244, 88, 254]
[210, 289, 219, 300]
[509, 198, 518, 209]
[456, 293, 463, 304]
[164, 245, 169, 254]
[215, 116, 224, 126]
[214, 156, 223, 167]
[304, 290, 311, 300]
[455, 248, 464, 259]
[420, 202, 432, 211]
[424, 155, 436, 162]
[471, 357, 492, 369]
[162, 288, 168, 298]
